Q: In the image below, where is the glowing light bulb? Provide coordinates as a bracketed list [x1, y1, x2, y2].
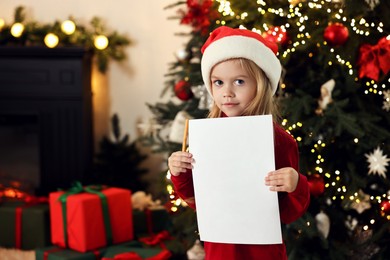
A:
[10, 22, 24, 37]
[0, 18, 5, 31]
[94, 35, 109, 50]
[44, 33, 59, 48]
[61, 20, 76, 35]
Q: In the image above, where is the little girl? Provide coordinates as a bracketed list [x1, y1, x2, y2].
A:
[168, 26, 310, 260]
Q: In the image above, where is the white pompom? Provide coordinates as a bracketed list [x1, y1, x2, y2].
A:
[187, 240, 205, 260]
[169, 111, 193, 143]
[315, 211, 330, 238]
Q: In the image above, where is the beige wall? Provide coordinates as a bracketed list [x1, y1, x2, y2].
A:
[0, 0, 189, 189]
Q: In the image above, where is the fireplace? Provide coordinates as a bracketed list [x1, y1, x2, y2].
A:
[0, 47, 93, 196]
[0, 113, 40, 195]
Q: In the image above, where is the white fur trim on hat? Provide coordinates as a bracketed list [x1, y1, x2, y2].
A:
[201, 34, 281, 96]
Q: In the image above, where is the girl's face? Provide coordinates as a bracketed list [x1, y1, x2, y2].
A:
[210, 59, 257, 117]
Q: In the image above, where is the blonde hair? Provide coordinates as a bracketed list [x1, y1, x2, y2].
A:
[207, 58, 280, 122]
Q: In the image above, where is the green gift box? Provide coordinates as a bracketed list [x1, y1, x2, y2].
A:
[35, 246, 106, 260]
[102, 243, 171, 259]
[132, 208, 172, 237]
[137, 233, 186, 258]
[0, 201, 51, 250]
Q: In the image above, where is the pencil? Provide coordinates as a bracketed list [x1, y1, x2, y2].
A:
[182, 119, 189, 152]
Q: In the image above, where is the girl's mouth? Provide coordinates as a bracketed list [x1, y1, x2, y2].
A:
[223, 102, 238, 107]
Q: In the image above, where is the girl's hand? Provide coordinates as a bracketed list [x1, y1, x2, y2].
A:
[264, 167, 299, 193]
[168, 151, 194, 176]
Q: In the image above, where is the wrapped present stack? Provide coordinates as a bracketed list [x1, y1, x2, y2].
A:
[50, 184, 187, 259]
[1, 183, 188, 259]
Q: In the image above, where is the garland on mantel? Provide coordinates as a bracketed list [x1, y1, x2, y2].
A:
[0, 6, 132, 72]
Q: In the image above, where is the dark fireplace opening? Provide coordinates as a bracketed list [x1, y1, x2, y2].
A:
[0, 113, 40, 195]
[0, 46, 93, 197]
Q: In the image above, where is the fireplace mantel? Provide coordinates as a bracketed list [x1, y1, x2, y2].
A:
[0, 46, 94, 195]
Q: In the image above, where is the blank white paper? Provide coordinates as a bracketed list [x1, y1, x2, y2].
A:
[189, 115, 282, 244]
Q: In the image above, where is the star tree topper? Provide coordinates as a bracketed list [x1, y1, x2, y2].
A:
[365, 147, 390, 178]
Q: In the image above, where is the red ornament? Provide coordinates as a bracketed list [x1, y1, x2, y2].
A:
[263, 26, 289, 46]
[308, 173, 325, 197]
[174, 80, 193, 101]
[323, 23, 349, 46]
[180, 0, 219, 35]
[357, 36, 390, 81]
[380, 200, 390, 216]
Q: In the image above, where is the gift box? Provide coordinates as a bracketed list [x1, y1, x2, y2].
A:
[101, 243, 171, 260]
[35, 246, 106, 260]
[50, 186, 133, 252]
[138, 231, 186, 258]
[36, 241, 171, 260]
[133, 208, 172, 237]
[0, 201, 51, 250]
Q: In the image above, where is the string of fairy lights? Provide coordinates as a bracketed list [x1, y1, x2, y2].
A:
[2, 18, 110, 50]
[0, 7, 131, 72]
[210, 0, 390, 229]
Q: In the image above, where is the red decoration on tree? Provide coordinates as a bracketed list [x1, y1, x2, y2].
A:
[323, 23, 349, 46]
[179, 0, 219, 35]
[263, 26, 289, 46]
[380, 200, 390, 216]
[308, 173, 325, 197]
[357, 36, 390, 81]
[174, 80, 193, 101]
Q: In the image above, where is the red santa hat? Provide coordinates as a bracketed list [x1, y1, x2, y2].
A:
[201, 26, 281, 96]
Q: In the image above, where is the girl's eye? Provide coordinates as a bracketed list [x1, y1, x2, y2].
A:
[213, 80, 223, 86]
[235, 79, 245, 86]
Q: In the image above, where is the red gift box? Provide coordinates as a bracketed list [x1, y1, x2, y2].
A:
[49, 186, 133, 252]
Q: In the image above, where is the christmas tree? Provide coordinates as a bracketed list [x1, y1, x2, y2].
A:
[91, 114, 149, 192]
[141, 0, 390, 258]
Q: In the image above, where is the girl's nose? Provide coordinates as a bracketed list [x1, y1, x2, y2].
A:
[223, 86, 234, 97]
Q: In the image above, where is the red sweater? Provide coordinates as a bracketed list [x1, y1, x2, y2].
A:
[171, 123, 310, 260]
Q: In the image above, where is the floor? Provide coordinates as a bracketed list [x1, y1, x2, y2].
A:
[0, 248, 35, 260]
